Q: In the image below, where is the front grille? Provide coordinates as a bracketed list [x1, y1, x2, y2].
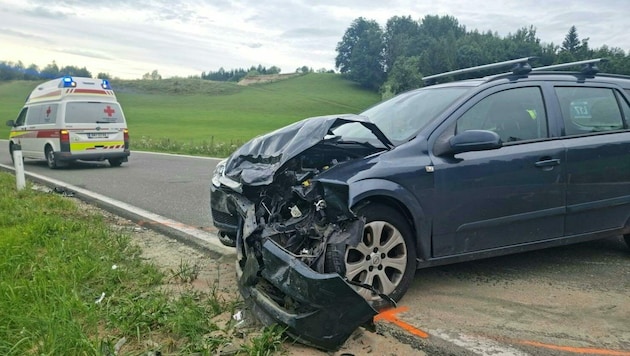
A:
[212, 209, 238, 226]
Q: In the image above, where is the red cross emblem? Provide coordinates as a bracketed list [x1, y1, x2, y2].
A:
[104, 106, 116, 117]
[46, 106, 52, 117]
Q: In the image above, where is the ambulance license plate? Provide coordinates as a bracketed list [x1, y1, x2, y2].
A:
[88, 133, 108, 138]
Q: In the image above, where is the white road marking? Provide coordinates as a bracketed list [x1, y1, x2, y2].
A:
[429, 329, 530, 356]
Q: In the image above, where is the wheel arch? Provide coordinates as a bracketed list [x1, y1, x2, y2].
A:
[347, 178, 431, 262]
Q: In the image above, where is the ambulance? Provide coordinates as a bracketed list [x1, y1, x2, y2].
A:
[6, 76, 130, 168]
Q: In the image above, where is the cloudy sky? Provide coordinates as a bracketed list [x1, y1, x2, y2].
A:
[1, 0, 628, 79]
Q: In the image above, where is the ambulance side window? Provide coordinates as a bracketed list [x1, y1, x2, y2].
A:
[33, 104, 57, 125]
[24, 105, 41, 126]
[15, 108, 27, 126]
[23, 105, 57, 125]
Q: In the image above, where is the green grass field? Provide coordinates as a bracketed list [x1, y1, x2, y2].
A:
[0, 74, 381, 157]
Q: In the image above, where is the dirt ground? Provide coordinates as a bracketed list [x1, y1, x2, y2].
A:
[84, 199, 423, 356]
[237, 73, 300, 86]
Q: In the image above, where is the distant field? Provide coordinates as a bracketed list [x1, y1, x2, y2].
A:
[0, 74, 381, 155]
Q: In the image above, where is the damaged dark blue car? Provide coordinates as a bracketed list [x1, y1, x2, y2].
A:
[210, 58, 630, 350]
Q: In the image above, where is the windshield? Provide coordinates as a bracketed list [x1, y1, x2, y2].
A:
[334, 87, 470, 145]
[65, 102, 124, 124]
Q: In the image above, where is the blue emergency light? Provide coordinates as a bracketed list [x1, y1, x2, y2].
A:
[101, 79, 112, 90]
[61, 76, 76, 87]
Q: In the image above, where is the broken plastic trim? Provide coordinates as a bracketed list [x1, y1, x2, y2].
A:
[238, 238, 378, 351]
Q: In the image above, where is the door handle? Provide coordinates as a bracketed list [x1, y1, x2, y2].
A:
[535, 158, 561, 168]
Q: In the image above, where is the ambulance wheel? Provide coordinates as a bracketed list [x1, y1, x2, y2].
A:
[108, 158, 124, 167]
[45, 146, 58, 169]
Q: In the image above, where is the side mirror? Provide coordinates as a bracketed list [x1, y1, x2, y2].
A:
[6, 120, 15, 127]
[448, 130, 502, 154]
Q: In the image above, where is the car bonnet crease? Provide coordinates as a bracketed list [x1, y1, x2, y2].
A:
[223, 114, 392, 186]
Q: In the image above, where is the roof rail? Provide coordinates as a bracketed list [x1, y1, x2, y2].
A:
[531, 58, 608, 75]
[422, 57, 536, 85]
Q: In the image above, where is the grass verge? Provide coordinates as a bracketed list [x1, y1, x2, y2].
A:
[0, 172, 286, 355]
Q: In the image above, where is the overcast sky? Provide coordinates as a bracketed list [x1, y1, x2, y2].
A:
[1, 0, 628, 79]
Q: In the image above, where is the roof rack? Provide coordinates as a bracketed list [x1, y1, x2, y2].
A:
[422, 57, 536, 85]
[531, 58, 608, 75]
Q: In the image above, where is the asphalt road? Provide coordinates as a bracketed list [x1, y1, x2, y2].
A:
[0, 140, 221, 232]
[1, 140, 629, 355]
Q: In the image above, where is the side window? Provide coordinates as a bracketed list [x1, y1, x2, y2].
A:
[14, 108, 28, 126]
[24, 105, 41, 125]
[39, 104, 57, 124]
[555, 87, 623, 136]
[24, 104, 57, 125]
[616, 91, 630, 128]
[457, 87, 547, 143]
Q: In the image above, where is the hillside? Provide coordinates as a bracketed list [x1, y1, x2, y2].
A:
[0, 74, 381, 156]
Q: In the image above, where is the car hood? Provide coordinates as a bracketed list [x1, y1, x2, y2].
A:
[224, 114, 393, 186]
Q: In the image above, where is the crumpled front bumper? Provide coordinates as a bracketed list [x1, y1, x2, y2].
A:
[237, 237, 378, 351]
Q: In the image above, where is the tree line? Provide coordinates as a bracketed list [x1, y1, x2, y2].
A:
[335, 15, 630, 94]
[0, 60, 116, 81]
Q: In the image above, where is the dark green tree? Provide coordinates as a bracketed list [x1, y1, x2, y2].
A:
[561, 26, 580, 54]
[383, 56, 424, 95]
[419, 15, 466, 40]
[40, 61, 60, 79]
[24, 63, 40, 80]
[383, 16, 421, 72]
[559, 25, 593, 62]
[505, 26, 542, 59]
[335, 17, 385, 90]
[59, 65, 91, 77]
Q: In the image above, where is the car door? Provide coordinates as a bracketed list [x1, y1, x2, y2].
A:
[10, 107, 30, 154]
[429, 85, 566, 256]
[554, 85, 630, 236]
[21, 104, 59, 158]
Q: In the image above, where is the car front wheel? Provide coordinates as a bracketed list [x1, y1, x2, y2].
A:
[326, 204, 417, 310]
[624, 234, 630, 250]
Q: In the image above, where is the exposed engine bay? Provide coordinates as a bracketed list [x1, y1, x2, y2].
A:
[239, 140, 382, 273]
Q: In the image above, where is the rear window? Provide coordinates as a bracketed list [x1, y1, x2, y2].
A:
[65, 102, 124, 124]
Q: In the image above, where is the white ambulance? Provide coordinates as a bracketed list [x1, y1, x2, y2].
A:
[6, 76, 130, 168]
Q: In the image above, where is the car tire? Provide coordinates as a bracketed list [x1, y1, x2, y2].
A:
[218, 232, 236, 247]
[326, 204, 416, 310]
[624, 234, 630, 250]
[45, 146, 57, 169]
[108, 158, 124, 167]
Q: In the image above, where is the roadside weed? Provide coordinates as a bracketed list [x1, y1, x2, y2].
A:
[168, 259, 201, 283]
[242, 324, 287, 356]
[0, 173, 267, 355]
